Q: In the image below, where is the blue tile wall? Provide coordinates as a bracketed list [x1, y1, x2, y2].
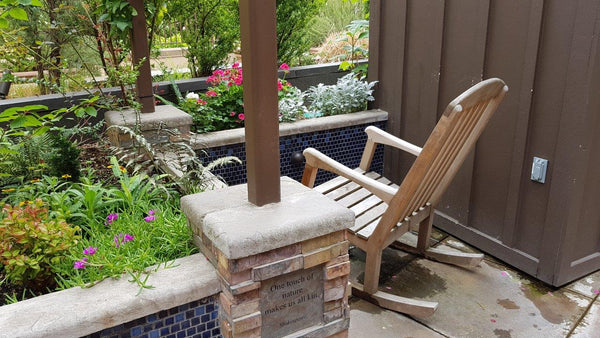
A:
[83, 296, 220, 338]
[200, 121, 386, 187]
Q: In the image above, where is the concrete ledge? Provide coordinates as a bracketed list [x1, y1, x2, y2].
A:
[105, 104, 193, 131]
[191, 109, 388, 149]
[0, 253, 220, 338]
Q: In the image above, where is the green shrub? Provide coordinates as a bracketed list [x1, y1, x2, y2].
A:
[48, 133, 81, 182]
[276, 0, 326, 64]
[0, 199, 80, 291]
[167, 0, 239, 77]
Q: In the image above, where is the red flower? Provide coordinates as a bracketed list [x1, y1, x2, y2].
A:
[238, 113, 245, 121]
[277, 80, 283, 91]
[206, 90, 218, 97]
[279, 63, 290, 71]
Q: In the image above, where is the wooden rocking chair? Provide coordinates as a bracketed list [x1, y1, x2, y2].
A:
[301, 78, 508, 317]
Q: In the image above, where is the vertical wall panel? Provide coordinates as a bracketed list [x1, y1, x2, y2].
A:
[541, 0, 600, 285]
[470, 0, 544, 246]
[436, 0, 490, 226]
[370, 0, 408, 181]
[384, 0, 445, 184]
[516, 0, 578, 266]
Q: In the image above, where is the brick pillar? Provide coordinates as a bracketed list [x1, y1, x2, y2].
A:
[182, 177, 354, 337]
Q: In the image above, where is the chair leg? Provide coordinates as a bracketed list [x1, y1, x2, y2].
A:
[362, 249, 383, 294]
[416, 214, 433, 253]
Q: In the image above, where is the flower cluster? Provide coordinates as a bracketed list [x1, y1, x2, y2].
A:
[206, 62, 243, 87]
[144, 209, 156, 222]
[105, 213, 118, 225]
[73, 246, 97, 270]
[114, 233, 134, 248]
[178, 63, 301, 133]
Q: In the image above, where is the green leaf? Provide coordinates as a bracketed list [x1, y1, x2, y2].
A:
[8, 7, 28, 20]
[32, 126, 50, 136]
[31, 0, 43, 6]
[85, 106, 98, 117]
[0, 18, 8, 29]
[10, 115, 42, 128]
[114, 20, 130, 31]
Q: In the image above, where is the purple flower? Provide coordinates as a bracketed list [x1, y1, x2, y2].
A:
[74, 260, 86, 269]
[148, 209, 155, 216]
[144, 215, 155, 222]
[114, 233, 134, 247]
[105, 213, 118, 225]
[123, 234, 134, 243]
[83, 246, 97, 255]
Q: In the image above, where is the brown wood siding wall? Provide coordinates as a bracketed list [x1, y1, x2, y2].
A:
[370, 0, 600, 286]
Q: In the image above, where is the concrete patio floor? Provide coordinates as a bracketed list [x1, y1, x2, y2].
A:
[346, 228, 600, 338]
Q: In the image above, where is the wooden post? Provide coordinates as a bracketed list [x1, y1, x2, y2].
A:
[129, 0, 155, 113]
[239, 0, 281, 206]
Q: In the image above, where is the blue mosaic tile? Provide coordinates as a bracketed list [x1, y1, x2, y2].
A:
[83, 296, 220, 338]
[200, 121, 386, 187]
[130, 327, 142, 336]
[175, 313, 185, 322]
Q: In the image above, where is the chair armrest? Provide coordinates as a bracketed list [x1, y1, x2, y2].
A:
[358, 126, 422, 171]
[302, 147, 397, 204]
[365, 126, 422, 156]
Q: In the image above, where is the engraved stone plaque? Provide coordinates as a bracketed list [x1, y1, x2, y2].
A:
[260, 265, 324, 338]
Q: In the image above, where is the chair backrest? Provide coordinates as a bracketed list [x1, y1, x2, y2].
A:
[372, 78, 508, 244]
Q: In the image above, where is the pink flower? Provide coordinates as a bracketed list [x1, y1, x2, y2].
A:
[123, 234, 134, 243]
[279, 63, 290, 71]
[114, 234, 120, 248]
[74, 260, 86, 269]
[230, 111, 236, 116]
[148, 209, 155, 216]
[83, 246, 97, 255]
[232, 62, 240, 68]
[105, 213, 118, 225]
[214, 69, 224, 77]
[206, 90, 218, 97]
[144, 215, 155, 222]
[234, 76, 243, 86]
[277, 81, 283, 91]
[238, 113, 245, 121]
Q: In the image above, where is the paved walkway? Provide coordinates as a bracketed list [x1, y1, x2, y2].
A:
[346, 229, 600, 337]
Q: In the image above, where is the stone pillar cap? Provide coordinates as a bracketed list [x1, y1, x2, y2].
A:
[181, 177, 354, 259]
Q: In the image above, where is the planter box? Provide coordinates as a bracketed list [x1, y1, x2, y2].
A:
[193, 110, 388, 186]
[0, 254, 221, 337]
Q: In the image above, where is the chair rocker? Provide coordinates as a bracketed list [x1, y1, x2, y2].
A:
[301, 78, 508, 318]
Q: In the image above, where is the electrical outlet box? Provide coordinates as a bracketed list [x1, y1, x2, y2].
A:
[531, 157, 548, 183]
